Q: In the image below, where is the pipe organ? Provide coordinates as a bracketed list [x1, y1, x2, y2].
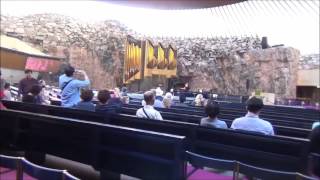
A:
[124, 36, 177, 84]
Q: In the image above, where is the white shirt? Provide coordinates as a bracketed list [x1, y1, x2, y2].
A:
[231, 112, 274, 135]
[136, 105, 163, 120]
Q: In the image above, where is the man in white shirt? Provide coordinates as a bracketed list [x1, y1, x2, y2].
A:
[136, 91, 163, 120]
[231, 97, 274, 135]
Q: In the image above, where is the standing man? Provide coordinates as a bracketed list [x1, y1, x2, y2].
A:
[18, 69, 39, 98]
[59, 65, 90, 107]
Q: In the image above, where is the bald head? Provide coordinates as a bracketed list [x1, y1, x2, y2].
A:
[144, 91, 155, 105]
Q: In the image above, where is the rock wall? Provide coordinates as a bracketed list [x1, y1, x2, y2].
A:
[0, 14, 129, 89]
[0, 13, 302, 97]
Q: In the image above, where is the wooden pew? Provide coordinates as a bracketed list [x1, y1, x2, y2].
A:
[2, 100, 312, 139]
[0, 109, 186, 180]
[124, 104, 316, 128]
[1, 102, 310, 173]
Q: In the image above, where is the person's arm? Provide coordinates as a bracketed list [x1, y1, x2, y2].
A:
[269, 125, 275, 136]
[73, 70, 90, 88]
[230, 119, 237, 129]
[136, 109, 143, 118]
[156, 111, 163, 120]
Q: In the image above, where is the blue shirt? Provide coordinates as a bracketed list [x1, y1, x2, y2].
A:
[200, 117, 228, 129]
[73, 101, 95, 111]
[231, 112, 274, 135]
[59, 74, 90, 107]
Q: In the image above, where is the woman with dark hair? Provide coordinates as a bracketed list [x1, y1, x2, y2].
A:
[200, 101, 227, 129]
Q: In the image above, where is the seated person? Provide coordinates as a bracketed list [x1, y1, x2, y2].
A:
[95, 90, 117, 113]
[201, 102, 227, 129]
[73, 89, 95, 111]
[309, 126, 320, 178]
[142, 89, 164, 108]
[173, 94, 189, 107]
[155, 87, 164, 101]
[136, 91, 163, 120]
[194, 93, 205, 107]
[108, 88, 123, 109]
[163, 92, 173, 108]
[231, 97, 274, 135]
[22, 85, 43, 104]
[3, 82, 12, 101]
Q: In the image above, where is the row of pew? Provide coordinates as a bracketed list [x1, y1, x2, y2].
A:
[0, 100, 313, 180]
[124, 103, 316, 128]
[121, 105, 311, 139]
[0, 154, 79, 180]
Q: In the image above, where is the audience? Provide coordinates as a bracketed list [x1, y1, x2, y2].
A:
[201, 102, 227, 129]
[136, 91, 163, 120]
[59, 66, 90, 107]
[155, 87, 164, 101]
[231, 97, 274, 135]
[194, 93, 205, 107]
[2, 82, 12, 101]
[18, 69, 39, 99]
[142, 89, 164, 108]
[108, 88, 123, 109]
[22, 85, 43, 104]
[73, 89, 95, 111]
[163, 92, 173, 108]
[95, 90, 117, 113]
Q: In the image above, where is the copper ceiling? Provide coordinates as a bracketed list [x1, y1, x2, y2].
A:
[105, 0, 247, 10]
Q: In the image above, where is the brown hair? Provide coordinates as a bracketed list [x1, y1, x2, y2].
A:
[80, 89, 94, 102]
[97, 90, 110, 104]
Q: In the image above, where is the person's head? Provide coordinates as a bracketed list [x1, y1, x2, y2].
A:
[97, 90, 111, 104]
[29, 85, 42, 96]
[164, 92, 173, 100]
[179, 93, 186, 103]
[121, 96, 129, 104]
[114, 87, 121, 97]
[205, 102, 220, 119]
[150, 89, 156, 97]
[163, 98, 172, 108]
[246, 97, 264, 114]
[25, 69, 33, 79]
[144, 91, 155, 105]
[195, 94, 204, 106]
[65, 66, 75, 77]
[4, 82, 10, 90]
[80, 89, 94, 102]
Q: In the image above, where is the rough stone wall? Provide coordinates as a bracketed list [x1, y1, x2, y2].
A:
[0, 14, 129, 89]
[0, 14, 301, 97]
